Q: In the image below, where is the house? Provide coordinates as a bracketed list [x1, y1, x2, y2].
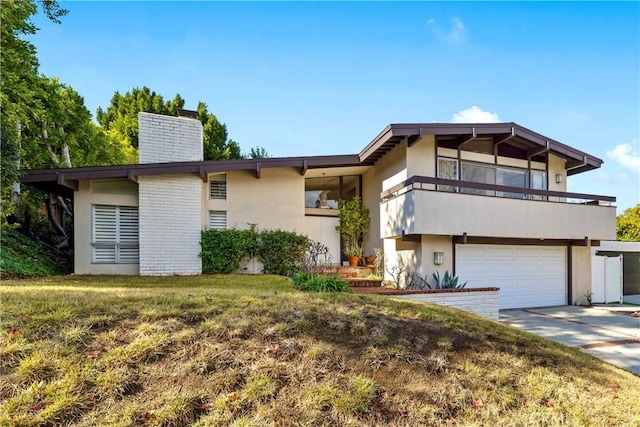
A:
[22, 111, 617, 309]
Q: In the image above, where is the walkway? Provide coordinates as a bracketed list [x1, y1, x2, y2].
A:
[500, 306, 640, 376]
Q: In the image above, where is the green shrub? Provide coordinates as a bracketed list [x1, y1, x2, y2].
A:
[292, 273, 351, 293]
[200, 227, 308, 275]
[258, 230, 308, 276]
[200, 227, 258, 274]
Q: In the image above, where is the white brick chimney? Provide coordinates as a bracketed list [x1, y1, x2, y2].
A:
[137, 111, 204, 275]
[138, 111, 203, 164]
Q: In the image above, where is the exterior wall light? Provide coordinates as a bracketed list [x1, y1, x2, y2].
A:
[434, 252, 444, 265]
[555, 174, 563, 184]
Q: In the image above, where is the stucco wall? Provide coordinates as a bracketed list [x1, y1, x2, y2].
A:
[382, 238, 421, 286]
[74, 179, 139, 275]
[420, 235, 454, 277]
[362, 142, 407, 254]
[396, 289, 499, 320]
[572, 245, 593, 305]
[548, 154, 567, 193]
[222, 169, 305, 232]
[381, 190, 616, 241]
[406, 135, 436, 186]
[138, 174, 202, 275]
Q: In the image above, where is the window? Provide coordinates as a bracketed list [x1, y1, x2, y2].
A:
[92, 205, 139, 263]
[209, 174, 227, 200]
[530, 170, 547, 200]
[459, 162, 528, 198]
[305, 176, 339, 209]
[496, 168, 527, 198]
[208, 211, 227, 230]
[304, 175, 361, 213]
[461, 163, 496, 196]
[437, 157, 458, 192]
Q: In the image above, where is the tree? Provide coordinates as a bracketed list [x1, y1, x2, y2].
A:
[247, 146, 271, 159]
[97, 87, 184, 153]
[616, 204, 640, 241]
[97, 87, 247, 161]
[197, 101, 242, 160]
[0, 0, 68, 215]
[1, 1, 123, 249]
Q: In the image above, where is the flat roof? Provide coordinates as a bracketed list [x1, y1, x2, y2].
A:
[21, 154, 362, 198]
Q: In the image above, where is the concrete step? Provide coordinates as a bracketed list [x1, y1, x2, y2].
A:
[338, 266, 376, 279]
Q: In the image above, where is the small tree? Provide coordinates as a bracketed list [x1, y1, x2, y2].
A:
[616, 204, 640, 241]
[335, 196, 370, 258]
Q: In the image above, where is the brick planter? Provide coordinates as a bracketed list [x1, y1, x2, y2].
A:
[361, 287, 500, 320]
[398, 288, 499, 320]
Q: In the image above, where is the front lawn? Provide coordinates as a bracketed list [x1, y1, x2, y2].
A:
[1, 275, 639, 426]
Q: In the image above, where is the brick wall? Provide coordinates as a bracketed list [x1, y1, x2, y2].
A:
[397, 289, 499, 320]
[138, 112, 203, 164]
[138, 174, 203, 275]
[137, 112, 204, 275]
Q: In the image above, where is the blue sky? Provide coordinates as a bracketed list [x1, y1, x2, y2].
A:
[31, 1, 639, 212]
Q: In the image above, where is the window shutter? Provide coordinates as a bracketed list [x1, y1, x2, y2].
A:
[118, 246, 139, 263]
[208, 211, 227, 230]
[93, 205, 117, 242]
[118, 206, 139, 243]
[92, 205, 139, 264]
[209, 174, 227, 200]
[93, 246, 116, 263]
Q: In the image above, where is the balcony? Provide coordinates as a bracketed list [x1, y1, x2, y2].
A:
[380, 176, 616, 241]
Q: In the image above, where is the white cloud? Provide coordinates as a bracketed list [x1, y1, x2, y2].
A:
[606, 139, 640, 174]
[450, 17, 465, 43]
[451, 106, 501, 123]
[427, 17, 466, 43]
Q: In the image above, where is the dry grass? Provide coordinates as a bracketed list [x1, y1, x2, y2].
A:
[1, 274, 639, 426]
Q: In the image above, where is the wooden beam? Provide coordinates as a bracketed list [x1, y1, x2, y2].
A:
[494, 128, 516, 146]
[57, 173, 79, 191]
[198, 167, 208, 182]
[407, 134, 421, 147]
[457, 128, 477, 147]
[566, 156, 588, 171]
[528, 140, 550, 158]
[401, 230, 421, 243]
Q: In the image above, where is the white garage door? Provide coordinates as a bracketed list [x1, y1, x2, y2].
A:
[456, 245, 567, 309]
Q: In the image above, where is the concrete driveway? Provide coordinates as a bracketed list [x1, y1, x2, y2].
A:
[500, 306, 640, 375]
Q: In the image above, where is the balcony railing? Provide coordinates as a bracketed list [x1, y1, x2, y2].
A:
[380, 176, 616, 205]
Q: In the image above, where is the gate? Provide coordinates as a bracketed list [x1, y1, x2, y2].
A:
[591, 255, 622, 303]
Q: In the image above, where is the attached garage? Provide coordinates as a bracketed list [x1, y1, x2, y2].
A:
[455, 244, 567, 309]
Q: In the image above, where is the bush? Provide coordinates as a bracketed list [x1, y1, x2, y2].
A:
[258, 230, 309, 276]
[200, 227, 309, 275]
[200, 227, 258, 274]
[292, 273, 351, 293]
